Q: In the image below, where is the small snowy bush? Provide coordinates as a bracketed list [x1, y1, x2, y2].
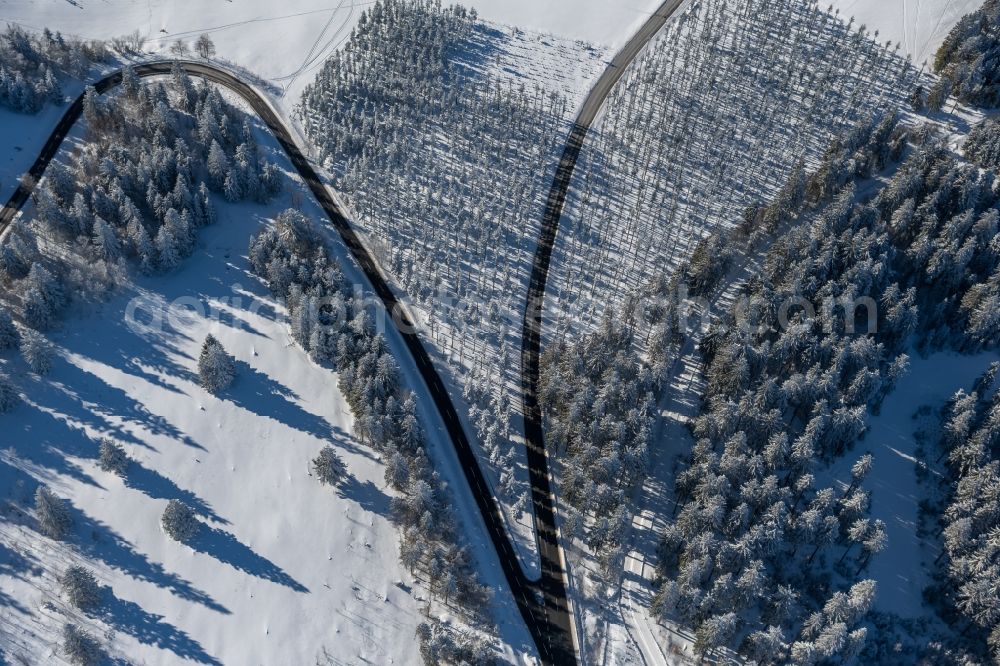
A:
[97, 439, 130, 476]
[162, 500, 200, 542]
[60, 565, 101, 610]
[312, 445, 347, 486]
[0, 308, 19, 350]
[0, 374, 18, 412]
[198, 334, 235, 393]
[35, 486, 72, 540]
[21, 328, 54, 375]
[62, 623, 103, 666]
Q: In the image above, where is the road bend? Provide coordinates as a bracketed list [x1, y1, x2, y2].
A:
[0, 58, 573, 664]
[520, 0, 686, 663]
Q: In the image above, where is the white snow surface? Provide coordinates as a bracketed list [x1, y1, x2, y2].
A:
[1, 206, 427, 664]
[0, 93, 537, 665]
[829, 0, 983, 65]
[824, 350, 1000, 618]
[0, 0, 667, 105]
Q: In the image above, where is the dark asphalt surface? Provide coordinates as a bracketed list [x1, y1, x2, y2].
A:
[519, 1, 686, 661]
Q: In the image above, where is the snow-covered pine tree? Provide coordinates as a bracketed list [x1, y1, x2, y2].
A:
[97, 439, 130, 476]
[35, 485, 72, 539]
[198, 334, 235, 393]
[161, 499, 200, 542]
[62, 623, 103, 666]
[312, 445, 347, 486]
[21, 328, 54, 375]
[60, 565, 101, 610]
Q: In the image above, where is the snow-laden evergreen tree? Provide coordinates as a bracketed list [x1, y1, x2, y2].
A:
[35, 485, 72, 540]
[60, 565, 101, 610]
[97, 439, 130, 476]
[312, 445, 347, 487]
[198, 334, 235, 393]
[0, 373, 18, 412]
[21, 263, 66, 330]
[161, 499, 200, 542]
[0, 307, 19, 350]
[61, 623, 103, 666]
[21, 328, 54, 375]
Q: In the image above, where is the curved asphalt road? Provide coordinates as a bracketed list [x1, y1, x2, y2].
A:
[519, 0, 686, 661]
[1, 2, 685, 658]
[0, 59, 571, 663]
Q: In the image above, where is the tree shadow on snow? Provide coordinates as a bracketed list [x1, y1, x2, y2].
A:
[190, 526, 308, 593]
[125, 462, 227, 525]
[70, 506, 229, 615]
[102, 591, 222, 666]
[23, 355, 204, 452]
[0, 407, 104, 489]
[337, 476, 391, 518]
[223, 360, 336, 442]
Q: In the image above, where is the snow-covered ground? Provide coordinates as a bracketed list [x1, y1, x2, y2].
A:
[0, 202, 431, 664]
[0, 85, 536, 664]
[0, 0, 668, 107]
[824, 350, 1000, 618]
[830, 0, 983, 66]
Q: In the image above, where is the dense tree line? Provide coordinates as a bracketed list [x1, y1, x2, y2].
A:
[649, 115, 1000, 660]
[931, 0, 1000, 109]
[0, 24, 109, 114]
[249, 210, 496, 663]
[921, 364, 1000, 663]
[546, 0, 916, 353]
[0, 64, 280, 338]
[539, 310, 656, 576]
[300, 0, 573, 507]
[539, 114, 906, 592]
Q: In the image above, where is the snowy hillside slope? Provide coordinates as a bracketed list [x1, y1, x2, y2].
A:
[830, 0, 984, 66]
[0, 211, 427, 665]
[0, 85, 536, 664]
[298, 2, 611, 577]
[0, 0, 667, 105]
[822, 351, 1000, 619]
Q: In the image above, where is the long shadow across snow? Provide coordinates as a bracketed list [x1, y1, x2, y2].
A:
[102, 590, 222, 666]
[190, 526, 308, 593]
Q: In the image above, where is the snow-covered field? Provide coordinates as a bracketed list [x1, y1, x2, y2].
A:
[830, 0, 983, 65]
[0, 0, 667, 106]
[0, 210, 427, 664]
[0, 89, 536, 664]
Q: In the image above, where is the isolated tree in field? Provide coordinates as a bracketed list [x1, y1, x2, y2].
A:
[97, 439, 130, 476]
[162, 499, 200, 542]
[312, 445, 347, 486]
[62, 623, 103, 666]
[198, 334, 235, 393]
[0, 308, 19, 350]
[0, 373, 19, 412]
[195, 34, 216, 60]
[170, 39, 189, 57]
[60, 565, 101, 610]
[21, 328, 54, 375]
[35, 486, 72, 540]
